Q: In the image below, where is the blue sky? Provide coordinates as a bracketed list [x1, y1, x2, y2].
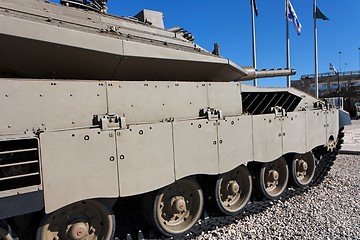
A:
[52, 0, 359, 87]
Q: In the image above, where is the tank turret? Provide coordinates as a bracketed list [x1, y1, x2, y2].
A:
[0, 0, 294, 82]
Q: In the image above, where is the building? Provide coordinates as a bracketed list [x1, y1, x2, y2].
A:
[291, 70, 360, 97]
[291, 70, 360, 115]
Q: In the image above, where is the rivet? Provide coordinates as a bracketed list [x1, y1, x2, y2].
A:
[139, 130, 144, 135]
[109, 156, 115, 161]
[84, 135, 90, 141]
[120, 155, 125, 160]
[109, 133, 113, 137]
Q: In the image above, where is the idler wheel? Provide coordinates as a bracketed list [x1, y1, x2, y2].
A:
[145, 178, 203, 236]
[254, 157, 289, 199]
[36, 200, 115, 240]
[214, 165, 252, 215]
[289, 152, 316, 187]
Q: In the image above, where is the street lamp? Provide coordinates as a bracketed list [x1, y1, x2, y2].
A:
[358, 47, 360, 70]
[330, 63, 340, 108]
[339, 51, 342, 75]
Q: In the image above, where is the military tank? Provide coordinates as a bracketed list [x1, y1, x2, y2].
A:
[0, 0, 347, 239]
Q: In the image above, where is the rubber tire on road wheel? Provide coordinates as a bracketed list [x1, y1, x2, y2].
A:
[254, 157, 289, 200]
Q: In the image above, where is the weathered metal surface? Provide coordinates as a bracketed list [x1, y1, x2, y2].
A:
[0, 0, 295, 82]
[0, 0, 345, 238]
[40, 128, 119, 213]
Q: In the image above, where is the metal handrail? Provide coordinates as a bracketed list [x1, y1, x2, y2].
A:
[301, 70, 360, 79]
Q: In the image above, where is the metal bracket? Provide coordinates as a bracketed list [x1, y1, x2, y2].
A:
[199, 108, 223, 121]
[271, 106, 286, 118]
[93, 114, 126, 130]
[314, 101, 328, 110]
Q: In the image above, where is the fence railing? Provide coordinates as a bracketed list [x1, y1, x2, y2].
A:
[301, 70, 360, 79]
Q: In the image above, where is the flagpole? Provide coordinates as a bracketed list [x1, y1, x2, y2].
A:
[286, 0, 291, 87]
[251, 0, 257, 86]
[314, 0, 319, 98]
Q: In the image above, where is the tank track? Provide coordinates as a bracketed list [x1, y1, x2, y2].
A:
[116, 127, 345, 240]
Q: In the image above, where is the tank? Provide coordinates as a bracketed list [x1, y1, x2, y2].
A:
[0, 0, 347, 239]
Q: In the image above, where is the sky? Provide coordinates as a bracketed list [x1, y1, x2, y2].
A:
[52, 0, 359, 87]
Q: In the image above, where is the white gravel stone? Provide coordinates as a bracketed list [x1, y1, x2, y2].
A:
[195, 154, 360, 240]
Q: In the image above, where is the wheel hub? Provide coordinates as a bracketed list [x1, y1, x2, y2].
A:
[67, 222, 89, 239]
[268, 170, 279, 181]
[298, 160, 308, 171]
[228, 181, 240, 194]
[171, 197, 187, 213]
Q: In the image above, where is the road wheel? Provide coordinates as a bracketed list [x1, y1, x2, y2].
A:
[146, 178, 203, 236]
[214, 165, 252, 215]
[289, 152, 316, 187]
[254, 157, 289, 199]
[36, 200, 115, 240]
[0, 219, 18, 240]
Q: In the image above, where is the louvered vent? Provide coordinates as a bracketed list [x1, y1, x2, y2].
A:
[242, 92, 301, 115]
[0, 138, 41, 191]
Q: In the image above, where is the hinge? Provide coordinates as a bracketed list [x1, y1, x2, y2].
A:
[314, 101, 328, 110]
[271, 106, 286, 117]
[199, 108, 223, 120]
[93, 114, 126, 130]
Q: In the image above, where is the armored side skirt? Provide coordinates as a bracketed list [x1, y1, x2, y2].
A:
[0, 79, 339, 215]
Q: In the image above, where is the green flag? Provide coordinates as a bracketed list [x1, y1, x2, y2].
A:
[315, 6, 329, 20]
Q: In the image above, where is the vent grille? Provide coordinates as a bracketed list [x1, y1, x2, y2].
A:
[0, 138, 41, 191]
[242, 92, 302, 115]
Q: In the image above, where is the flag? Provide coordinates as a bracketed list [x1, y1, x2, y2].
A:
[315, 6, 329, 20]
[287, 1, 302, 36]
[251, 0, 258, 17]
[330, 63, 338, 75]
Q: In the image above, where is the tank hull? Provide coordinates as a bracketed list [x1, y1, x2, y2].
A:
[0, 78, 340, 215]
[0, 0, 346, 238]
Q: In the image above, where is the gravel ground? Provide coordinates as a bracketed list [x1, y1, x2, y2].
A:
[196, 154, 360, 240]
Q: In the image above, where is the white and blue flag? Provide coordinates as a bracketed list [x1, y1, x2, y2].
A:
[287, 1, 302, 36]
[330, 63, 338, 75]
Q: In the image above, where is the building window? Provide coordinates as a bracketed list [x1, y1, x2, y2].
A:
[321, 84, 328, 90]
[310, 84, 315, 91]
[353, 81, 360, 86]
[341, 82, 347, 88]
[331, 83, 339, 89]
